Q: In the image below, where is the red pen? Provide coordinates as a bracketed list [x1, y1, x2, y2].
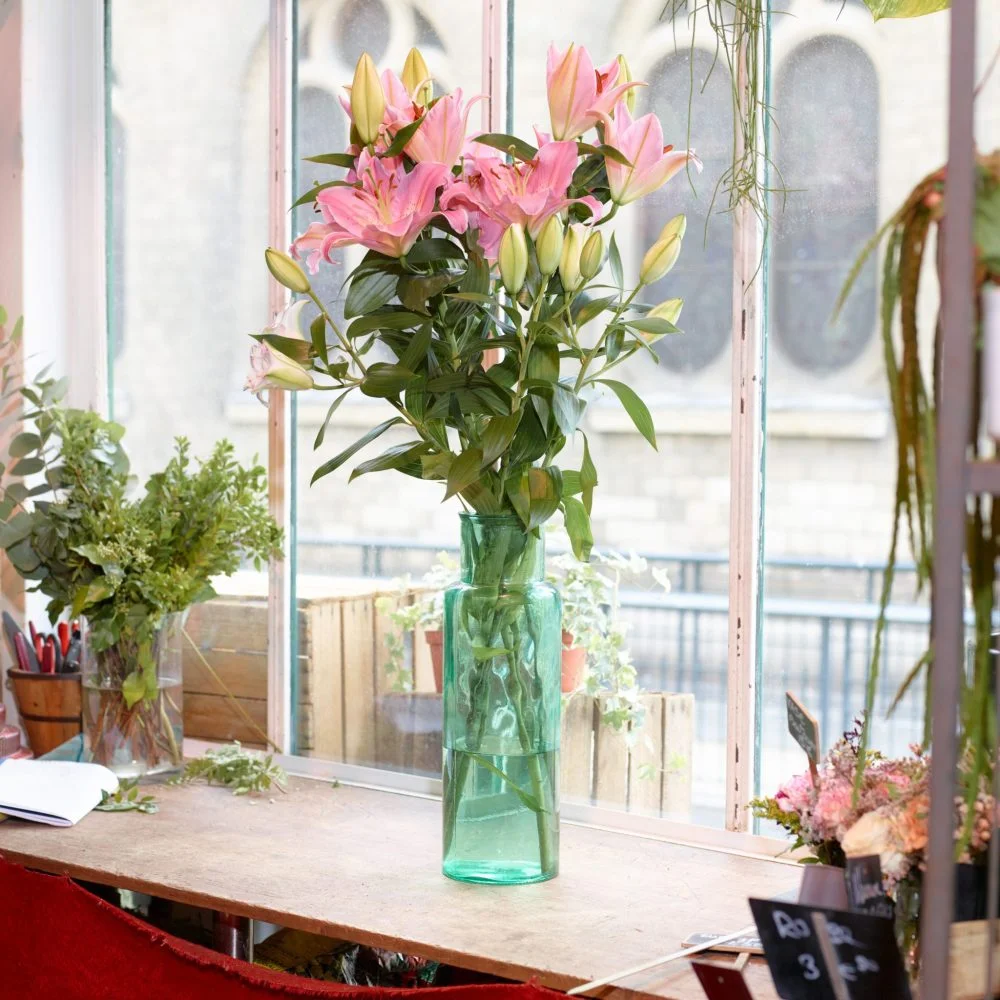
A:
[41, 637, 56, 674]
[57, 622, 69, 657]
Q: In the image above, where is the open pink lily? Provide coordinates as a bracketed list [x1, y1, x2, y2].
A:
[291, 152, 466, 264]
[546, 43, 643, 141]
[440, 139, 601, 259]
[603, 101, 702, 205]
[405, 88, 486, 167]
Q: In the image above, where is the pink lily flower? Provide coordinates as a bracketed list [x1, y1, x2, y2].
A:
[405, 88, 486, 167]
[292, 152, 467, 263]
[603, 101, 702, 205]
[546, 43, 643, 141]
[440, 139, 601, 259]
[245, 302, 315, 395]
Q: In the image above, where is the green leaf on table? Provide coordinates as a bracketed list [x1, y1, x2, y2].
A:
[95, 778, 159, 814]
[481, 413, 521, 466]
[359, 363, 418, 399]
[311, 417, 404, 484]
[580, 433, 598, 514]
[406, 238, 467, 265]
[562, 496, 594, 562]
[552, 384, 586, 436]
[444, 447, 484, 500]
[467, 752, 547, 813]
[309, 314, 329, 366]
[345, 269, 398, 319]
[381, 114, 426, 158]
[349, 441, 430, 482]
[8, 432, 39, 458]
[303, 152, 356, 167]
[471, 133, 538, 162]
[314, 388, 353, 450]
[596, 379, 657, 450]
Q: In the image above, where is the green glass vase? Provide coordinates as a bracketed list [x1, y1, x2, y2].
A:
[442, 513, 561, 884]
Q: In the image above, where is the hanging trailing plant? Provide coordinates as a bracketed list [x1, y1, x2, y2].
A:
[836, 151, 1000, 843]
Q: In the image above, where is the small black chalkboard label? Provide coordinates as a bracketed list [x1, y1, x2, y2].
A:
[845, 855, 895, 921]
[683, 931, 763, 955]
[786, 692, 820, 765]
[691, 961, 756, 1000]
[749, 897, 912, 1000]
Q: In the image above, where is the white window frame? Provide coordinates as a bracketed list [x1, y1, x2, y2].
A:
[11, 0, 786, 854]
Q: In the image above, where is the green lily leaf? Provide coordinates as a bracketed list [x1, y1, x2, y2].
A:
[311, 417, 404, 485]
[596, 379, 657, 451]
[471, 133, 538, 162]
[349, 441, 430, 482]
[345, 269, 398, 319]
[481, 413, 521, 466]
[303, 152, 356, 167]
[359, 363, 418, 399]
[444, 447, 484, 500]
[467, 752, 548, 813]
[314, 389, 353, 450]
[562, 496, 594, 562]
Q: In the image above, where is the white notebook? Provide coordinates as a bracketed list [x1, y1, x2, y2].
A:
[0, 759, 119, 827]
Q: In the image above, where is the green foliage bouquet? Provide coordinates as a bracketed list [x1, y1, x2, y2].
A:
[0, 371, 281, 772]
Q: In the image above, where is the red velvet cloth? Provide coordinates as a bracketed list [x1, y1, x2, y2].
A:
[0, 857, 560, 1000]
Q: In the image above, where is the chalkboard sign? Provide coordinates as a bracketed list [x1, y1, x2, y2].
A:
[683, 931, 763, 955]
[845, 856, 894, 920]
[691, 961, 756, 1000]
[786, 692, 820, 768]
[749, 897, 911, 1000]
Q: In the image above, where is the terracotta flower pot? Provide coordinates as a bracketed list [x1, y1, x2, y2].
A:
[561, 630, 586, 693]
[424, 629, 444, 693]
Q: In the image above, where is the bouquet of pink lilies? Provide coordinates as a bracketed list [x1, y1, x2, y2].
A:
[249, 42, 699, 559]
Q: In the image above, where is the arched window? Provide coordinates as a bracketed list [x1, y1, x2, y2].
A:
[772, 37, 878, 374]
[642, 48, 733, 374]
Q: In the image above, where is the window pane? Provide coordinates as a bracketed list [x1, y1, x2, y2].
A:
[510, 11, 733, 826]
[291, 1, 483, 765]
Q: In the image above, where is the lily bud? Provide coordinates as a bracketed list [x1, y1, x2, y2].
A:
[245, 343, 314, 396]
[401, 47, 433, 106]
[639, 299, 683, 342]
[499, 224, 529, 296]
[351, 52, 386, 146]
[639, 236, 681, 286]
[535, 216, 564, 276]
[656, 213, 687, 246]
[559, 223, 586, 293]
[616, 55, 637, 115]
[580, 230, 604, 280]
[265, 248, 311, 294]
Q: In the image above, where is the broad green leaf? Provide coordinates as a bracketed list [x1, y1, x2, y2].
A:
[580, 433, 598, 514]
[0, 511, 32, 549]
[609, 233, 624, 293]
[7, 432, 39, 458]
[304, 152, 356, 167]
[6, 538, 39, 573]
[572, 294, 617, 326]
[381, 114, 426, 157]
[561, 470, 582, 497]
[507, 405, 547, 467]
[472, 133, 538, 162]
[527, 466, 562, 530]
[562, 496, 593, 561]
[625, 316, 680, 337]
[359, 363, 418, 398]
[445, 447, 484, 499]
[309, 313, 329, 366]
[345, 269, 398, 319]
[400, 323, 433, 371]
[862, 0, 947, 17]
[406, 238, 466, 264]
[505, 470, 531, 527]
[397, 272, 458, 314]
[526, 333, 560, 383]
[349, 441, 431, 481]
[421, 452, 452, 481]
[552, 384, 586, 436]
[605, 327, 625, 363]
[481, 413, 521, 466]
[597, 379, 657, 450]
[10, 457, 43, 477]
[261, 332, 312, 364]
[466, 751, 547, 813]
[291, 179, 354, 210]
[347, 310, 425, 338]
[121, 672, 146, 710]
[314, 388, 353, 450]
[311, 417, 403, 485]
[577, 141, 633, 168]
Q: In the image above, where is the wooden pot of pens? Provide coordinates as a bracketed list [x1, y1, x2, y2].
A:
[5, 618, 83, 757]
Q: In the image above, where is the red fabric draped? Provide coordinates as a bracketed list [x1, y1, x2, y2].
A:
[0, 856, 561, 1000]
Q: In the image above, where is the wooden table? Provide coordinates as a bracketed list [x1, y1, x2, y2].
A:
[0, 777, 796, 1000]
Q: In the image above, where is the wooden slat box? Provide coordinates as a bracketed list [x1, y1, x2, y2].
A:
[181, 576, 435, 757]
[376, 691, 695, 819]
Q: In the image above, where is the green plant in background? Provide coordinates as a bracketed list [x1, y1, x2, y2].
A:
[0, 370, 282, 770]
[171, 742, 288, 796]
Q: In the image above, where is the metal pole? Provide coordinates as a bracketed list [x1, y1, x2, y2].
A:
[920, 3, 977, 997]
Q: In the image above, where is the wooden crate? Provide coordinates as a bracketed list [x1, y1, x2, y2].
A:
[181, 579, 434, 758]
[374, 691, 695, 818]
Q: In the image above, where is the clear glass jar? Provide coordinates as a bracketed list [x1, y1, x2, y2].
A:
[82, 611, 185, 777]
[442, 514, 561, 884]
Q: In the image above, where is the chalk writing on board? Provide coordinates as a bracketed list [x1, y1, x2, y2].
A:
[845, 855, 895, 920]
